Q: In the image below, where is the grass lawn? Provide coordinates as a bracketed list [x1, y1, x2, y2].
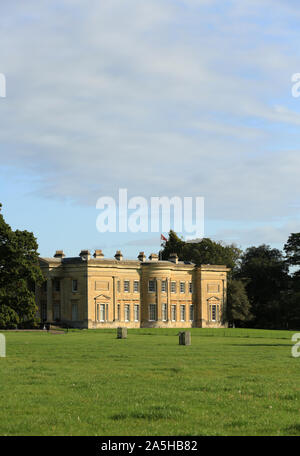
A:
[0, 327, 299, 436]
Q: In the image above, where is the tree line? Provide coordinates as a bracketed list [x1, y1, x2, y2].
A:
[160, 230, 300, 329]
[1, 200, 300, 330]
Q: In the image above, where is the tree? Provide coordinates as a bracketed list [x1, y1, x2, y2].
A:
[0, 204, 43, 328]
[160, 231, 242, 272]
[237, 245, 289, 328]
[284, 233, 300, 267]
[226, 279, 252, 326]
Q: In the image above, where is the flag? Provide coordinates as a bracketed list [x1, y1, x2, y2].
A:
[161, 234, 167, 242]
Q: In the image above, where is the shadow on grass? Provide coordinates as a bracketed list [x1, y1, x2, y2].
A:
[228, 343, 291, 347]
[111, 405, 185, 421]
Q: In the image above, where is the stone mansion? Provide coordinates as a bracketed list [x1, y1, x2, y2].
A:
[36, 249, 230, 329]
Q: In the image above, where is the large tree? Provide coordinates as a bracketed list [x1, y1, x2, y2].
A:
[226, 279, 252, 326]
[0, 204, 43, 328]
[237, 244, 289, 328]
[284, 233, 300, 267]
[160, 230, 241, 272]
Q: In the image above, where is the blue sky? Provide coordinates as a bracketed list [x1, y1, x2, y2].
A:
[1, 0, 300, 259]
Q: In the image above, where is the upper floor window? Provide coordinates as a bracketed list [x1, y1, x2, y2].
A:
[189, 282, 193, 293]
[171, 281, 176, 293]
[134, 281, 139, 293]
[124, 280, 130, 292]
[161, 280, 167, 292]
[54, 280, 60, 292]
[148, 280, 156, 292]
[72, 280, 78, 292]
[180, 282, 185, 293]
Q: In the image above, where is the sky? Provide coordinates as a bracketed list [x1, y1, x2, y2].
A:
[0, 0, 300, 259]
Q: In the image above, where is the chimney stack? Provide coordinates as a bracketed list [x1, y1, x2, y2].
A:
[93, 249, 104, 259]
[79, 249, 90, 260]
[138, 252, 146, 262]
[169, 253, 178, 264]
[115, 250, 123, 261]
[54, 250, 65, 259]
[149, 253, 159, 262]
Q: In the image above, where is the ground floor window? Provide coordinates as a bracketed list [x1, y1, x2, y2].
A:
[162, 303, 167, 321]
[209, 301, 220, 322]
[149, 304, 157, 321]
[189, 305, 194, 321]
[41, 302, 47, 321]
[117, 304, 120, 321]
[134, 305, 139, 321]
[180, 305, 186, 321]
[171, 305, 176, 321]
[125, 305, 130, 322]
[53, 302, 60, 321]
[72, 302, 78, 321]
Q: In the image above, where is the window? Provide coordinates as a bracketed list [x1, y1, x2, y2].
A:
[53, 303, 60, 320]
[72, 302, 78, 321]
[42, 281, 47, 292]
[148, 280, 156, 292]
[171, 305, 176, 321]
[211, 305, 216, 321]
[190, 305, 194, 321]
[117, 304, 120, 321]
[180, 282, 185, 293]
[100, 304, 106, 321]
[124, 280, 130, 292]
[149, 304, 157, 321]
[96, 303, 106, 321]
[209, 300, 220, 322]
[162, 303, 167, 321]
[161, 280, 167, 292]
[54, 280, 60, 292]
[134, 281, 139, 293]
[134, 305, 139, 321]
[180, 305, 186, 321]
[124, 305, 130, 322]
[41, 302, 47, 321]
[171, 281, 176, 293]
[72, 280, 78, 292]
[189, 282, 193, 293]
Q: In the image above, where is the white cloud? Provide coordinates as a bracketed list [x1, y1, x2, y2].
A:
[0, 0, 300, 243]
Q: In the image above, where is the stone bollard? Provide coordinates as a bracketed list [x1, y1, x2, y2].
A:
[117, 327, 127, 339]
[179, 331, 191, 346]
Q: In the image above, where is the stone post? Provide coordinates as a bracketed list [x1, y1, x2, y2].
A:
[179, 331, 191, 345]
[117, 327, 127, 339]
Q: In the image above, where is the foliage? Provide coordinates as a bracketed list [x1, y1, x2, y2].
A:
[226, 279, 252, 325]
[0, 203, 43, 328]
[236, 245, 289, 328]
[160, 230, 242, 272]
[284, 233, 300, 267]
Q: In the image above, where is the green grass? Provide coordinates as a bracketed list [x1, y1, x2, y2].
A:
[0, 327, 300, 436]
